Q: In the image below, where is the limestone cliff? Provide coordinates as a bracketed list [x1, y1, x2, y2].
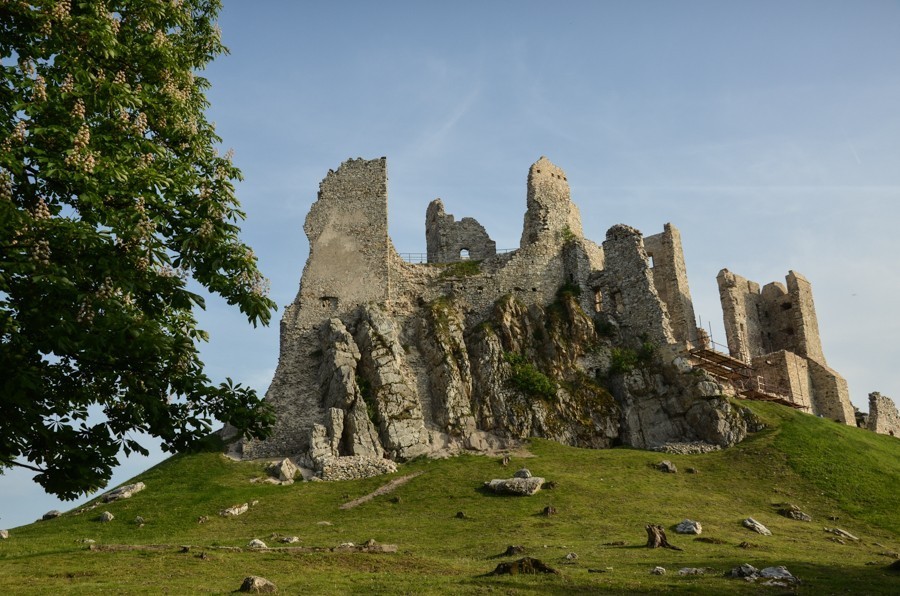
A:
[239, 156, 854, 479]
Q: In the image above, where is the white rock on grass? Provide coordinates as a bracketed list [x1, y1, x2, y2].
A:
[483, 477, 544, 496]
[220, 503, 249, 517]
[103, 482, 146, 503]
[99, 511, 115, 523]
[675, 519, 702, 535]
[0, 530, 9, 539]
[742, 517, 772, 535]
[247, 539, 268, 549]
[650, 566, 666, 575]
[239, 576, 277, 593]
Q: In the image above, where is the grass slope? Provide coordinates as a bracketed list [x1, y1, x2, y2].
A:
[1, 401, 899, 594]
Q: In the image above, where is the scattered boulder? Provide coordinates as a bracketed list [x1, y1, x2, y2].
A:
[279, 536, 300, 544]
[41, 510, 61, 521]
[742, 518, 771, 535]
[267, 458, 298, 483]
[197, 515, 209, 524]
[247, 539, 268, 549]
[775, 503, 811, 522]
[455, 511, 467, 519]
[316, 521, 332, 526]
[0, 530, 8, 539]
[824, 527, 859, 541]
[220, 503, 250, 517]
[99, 511, 115, 523]
[729, 563, 758, 578]
[513, 468, 532, 479]
[134, 516, 145, 525]
[650, 566, 666, 575]
[541, 506, 557, 517]
[102, 482, 146, 502]
[490, 557, 559, 575]
[678, 568, 708, 575]
[657, 460, 677, 473]
[239, 576, 277, 593]
[728, 564, 798, 585]
[565, 552, 578, 561]
[675, 519, 702, 535]
[501, 455, 510, 466]
[686, 467, 699, 474]
[483, 476, 544, 496]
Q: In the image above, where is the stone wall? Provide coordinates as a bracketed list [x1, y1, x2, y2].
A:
[520, 156, 583, 247]
[595, 224, 674, 347]
[717, 269, 825, 364]
[425, 199, 496, 263]
[644, 223, 698, 346]
[750, 351, 814, 412]
[867, 392, 900, 437]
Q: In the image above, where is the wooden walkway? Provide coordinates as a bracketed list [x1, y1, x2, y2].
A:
[688, 344, 804, 409]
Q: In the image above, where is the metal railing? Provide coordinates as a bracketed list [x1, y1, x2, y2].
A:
[397, 249, 518, 264]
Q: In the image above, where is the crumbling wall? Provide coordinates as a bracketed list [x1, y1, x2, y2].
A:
[425, 199, 496, 263]
[717, 270, 826, 364]
[520, 156, 583, 247]
[750, 351, 814, 412]
[867, 392, 900, 436]
[807, 360, 854, 424]
[596, 224, 675, 347]
[243, 158, 395, 459]
[718, 268, 853, 425]
[784, 271, 826, 362]
[717, 269, 765, 362]
[643, 223, 698, 346]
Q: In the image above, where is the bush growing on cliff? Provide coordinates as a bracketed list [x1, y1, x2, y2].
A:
[504, 352, 557, 400]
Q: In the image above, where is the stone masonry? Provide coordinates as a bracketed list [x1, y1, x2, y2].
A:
[426, 199, 496, 263]
[717, 269, 854, 423]
[241, 155, 859, 476]
[867, 392, 900, 437]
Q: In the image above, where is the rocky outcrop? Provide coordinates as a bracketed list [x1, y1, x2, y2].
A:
[240, 156, 770, 478]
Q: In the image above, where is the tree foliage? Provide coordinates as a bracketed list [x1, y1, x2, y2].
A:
[0, 0, 276, 499]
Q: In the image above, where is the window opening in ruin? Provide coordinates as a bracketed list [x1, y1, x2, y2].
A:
[593, 288, 603, 312]
[781, 302, 793, 310]
[320, 296, 338, 309]
[647, 254, 655, 268]
[611, 291, 624, 314]
[785, 327, 795, 336]
[459, 249, 470, 260]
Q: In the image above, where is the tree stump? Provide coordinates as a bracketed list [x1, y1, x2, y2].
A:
[645, 524, 682, 550]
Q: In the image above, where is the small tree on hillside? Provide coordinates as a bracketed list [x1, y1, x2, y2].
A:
[0, 0, 276, 499]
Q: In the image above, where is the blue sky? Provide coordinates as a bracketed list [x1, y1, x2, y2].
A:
[3, 0, 900, 529]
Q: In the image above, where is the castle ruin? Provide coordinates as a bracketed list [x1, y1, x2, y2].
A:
[241, 156, 882, 476]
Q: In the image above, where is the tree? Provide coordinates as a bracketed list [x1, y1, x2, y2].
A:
[0, 0, 276, 499]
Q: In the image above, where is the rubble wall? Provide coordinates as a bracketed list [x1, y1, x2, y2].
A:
[867, 392, 900, 436]
[644, 223, 698, 346]
[750, 351, 814, 412]
[425, 199, 497, 263]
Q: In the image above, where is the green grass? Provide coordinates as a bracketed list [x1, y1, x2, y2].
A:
[1, 401, 898, 594]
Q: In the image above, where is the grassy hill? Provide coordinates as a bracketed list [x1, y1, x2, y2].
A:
[1, 401, 898, 594]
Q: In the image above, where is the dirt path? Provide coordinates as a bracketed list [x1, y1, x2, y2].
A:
[339, 471, 424, 510]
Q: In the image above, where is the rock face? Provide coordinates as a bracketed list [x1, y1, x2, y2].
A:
[237, 155, 859, 477]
